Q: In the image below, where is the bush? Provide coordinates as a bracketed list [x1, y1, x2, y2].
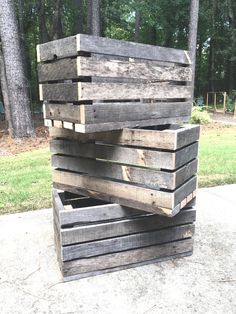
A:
[190, 106, 211, 124]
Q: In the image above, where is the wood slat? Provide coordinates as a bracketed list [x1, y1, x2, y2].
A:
[61, 224, 194, 261]
[52, 169, 197, 216]
[52, 154, 198, 190]
[55, 209, 196, 246]
[44, 101, 192, 125]
[49, 124, 200, 147]
[37, 34, 191, 64]
[61, 240, 193, 280]
[50, 139, 198, 170]
[38, 55, 192, 82]
[48, 116, 190, 134]
[39, 82, 191, 101]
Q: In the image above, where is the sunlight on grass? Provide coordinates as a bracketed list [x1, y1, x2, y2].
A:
[198, 127, 236, 187]
[0, 148, 52, 214]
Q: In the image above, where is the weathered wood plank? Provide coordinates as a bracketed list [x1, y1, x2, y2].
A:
[53, 189, 196, 226]
[37, 34, 191, 64]
[62, 242, 193, 281]
[55, 210, 196, 245]
[61, 224, 194, 261]
[49, 124, 200, 150]
[52, 154, 198, 190]
[40, 82, 191, 101]
[52, 169, 197, 215]
[81, 102, 192, 124]
[38, 55, 192, 82]
[50, 139, 198, 170]
[44, 101, 192, 125]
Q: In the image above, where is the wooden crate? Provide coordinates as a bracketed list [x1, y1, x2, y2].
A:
[53, 189, 195, 281]
[51, 124, 199, 217]
[37, 34, 193, 133]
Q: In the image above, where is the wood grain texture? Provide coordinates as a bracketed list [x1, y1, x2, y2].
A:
[62, 244, 193, 281]
[56, 209, 196, 245]
[52, 169, 197, 215]
[44, 102, 191, 124]
[38, 55, 192, 82]
[53, 189, 196, 227]
[40, 82, 191, 101]
[37, 34, 191, 64]
[61, 224, 194, 261]
[52, 154, 198, 190]
[50, 139, 198, 170]
[49, 124, 200, 150]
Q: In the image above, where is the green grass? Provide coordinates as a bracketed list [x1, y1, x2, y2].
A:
[198, 126, 236, 187]
[0, 148, 51, 214]
[0, 125, 236, 214]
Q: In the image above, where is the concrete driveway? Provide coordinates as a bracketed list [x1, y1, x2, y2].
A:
[0, 185, 236, 314]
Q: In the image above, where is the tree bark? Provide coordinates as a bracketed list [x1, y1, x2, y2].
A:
[188, 0, 199, 100]
[0, 41, 13, 135]
[228, 0, 236, 92]
[37, 0, 50, 43]
[87, 0, 92, 34]
[52, 0, 64, 40]
[134, 9, 141, 42]
[73, 0, 83, 34]
[91, 0, 101, 36]
[0, 0, 34, 138]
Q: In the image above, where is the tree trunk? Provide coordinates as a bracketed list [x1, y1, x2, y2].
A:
[188, 0, 199, 100]
[87, 0, 92, 34]
[0, 0, 34, 138]
[37, 0, 50, 43]
[91, 0, 101, 36]
[228, 0, 236, 93]
[0, 41, 13, 135]
[73, 0, 83, 34]
[134, 9, 141, 42]
[52, 0, 64, 40]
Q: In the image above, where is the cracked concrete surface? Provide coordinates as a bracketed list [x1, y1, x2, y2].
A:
[0, 185, 236, 314]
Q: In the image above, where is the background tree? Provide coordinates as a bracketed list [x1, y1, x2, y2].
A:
[0, 0, 34, 138]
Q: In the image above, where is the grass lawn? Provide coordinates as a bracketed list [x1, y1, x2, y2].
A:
[0, 124, 235, 214]
[198, 125, 236, 187]
[0, 148, 51, 214]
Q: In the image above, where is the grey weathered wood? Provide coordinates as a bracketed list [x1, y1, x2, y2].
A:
[71, 116, 191, 133]
[52, 154, 198, 190]
[40, 82, 191, 101]
[37, 34, 191, 64]
[52, 170, 197, 216]
[61, 224, 194, 261]
[53, 189, 196, 227]
[56, 210, 196, 245]
[62, 248, 193, 281]
[49, 124, 200, 150]
[38, 55, 192, 82]
[50, 139, 198, 170]
[44, 101, 192, 125]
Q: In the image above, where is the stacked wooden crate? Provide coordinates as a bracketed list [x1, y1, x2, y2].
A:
[37, 34, 199, 281]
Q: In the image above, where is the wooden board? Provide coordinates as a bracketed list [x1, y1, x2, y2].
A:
[49, 124, 200, 150]
[50, 139, 199, 170]
[39, 82, 191, 102]
[52, 155, 198, 190]
[44, 101, 192, 124]
[38, 56, 192, 83]
[47, 115, 191, 134]
[52, 170, 197, 216]
[37, 34, 191, 65]
[60, 224, 194, 261]
[53, 189, 195, 280]
[53, 189, 196, 227]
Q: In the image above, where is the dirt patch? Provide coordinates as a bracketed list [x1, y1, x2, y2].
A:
[0, 126, 49, 156]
